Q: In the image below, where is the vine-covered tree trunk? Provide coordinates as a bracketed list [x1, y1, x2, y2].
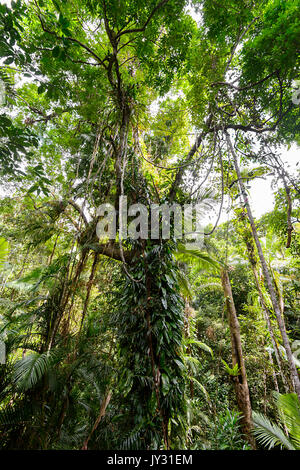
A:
[113, 241, 186, 449]
[221, 268, 256, 449]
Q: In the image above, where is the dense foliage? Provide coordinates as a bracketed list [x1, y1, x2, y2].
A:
[0, 0, 299, 450]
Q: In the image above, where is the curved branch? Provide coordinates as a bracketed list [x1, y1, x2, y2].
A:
[67, 200, 89, 227]
[34, 3, 108, 68]
[115, 0, 170, 39]
[87, 242, 134, 263]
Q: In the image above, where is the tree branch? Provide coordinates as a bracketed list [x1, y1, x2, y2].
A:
[67, 200, 89, 227]
[115, 0, 170, 39]
[34, 3, 108, 68]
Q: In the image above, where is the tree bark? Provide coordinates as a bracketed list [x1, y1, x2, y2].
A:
[82, 389, 112, 450]
[242, 232, 289, 392]
[226, 133, 300, 399]
[221, 268, 256, 449]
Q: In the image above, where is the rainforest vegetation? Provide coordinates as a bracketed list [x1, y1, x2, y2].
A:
[0, 0, 299, 451]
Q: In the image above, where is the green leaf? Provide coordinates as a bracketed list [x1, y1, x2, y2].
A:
[0, 237, 10, 269]
[3, 56, 14, 65]
[52, 46, 60, 58]
[185, 338, 214, 358]
[0, 116, 13, 127]
[188, 376, 211, 404]
[37, 84, 46, 94]
[161, 373, 170, 396]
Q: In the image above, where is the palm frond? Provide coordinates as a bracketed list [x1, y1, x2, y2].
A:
[252, 411, 295, 450]
[277, 393, 300, 449]
[174, 244, 220, 272]
[176, 270, 193, 298]
[13, 350, 59, 391]
[0, 403, 34, 428]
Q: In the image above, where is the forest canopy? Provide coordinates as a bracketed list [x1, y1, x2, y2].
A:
[0, 0, 299, 451]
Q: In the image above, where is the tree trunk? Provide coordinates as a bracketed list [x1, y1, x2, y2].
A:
[242, 233, 289, 392]
[267, 348, 280, 393]
[226, 133, 300, 400]
[184, 300, 195, 399]
[221, 268, 256, 449]
[82, 389, 112, 450]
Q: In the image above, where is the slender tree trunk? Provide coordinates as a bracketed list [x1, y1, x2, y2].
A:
[267, 348, 280, 393]
[242, 235, 289, 392]
[82, 389, 112, 450]
[226, 133, 300, 400]
[221, 268, 256, 449]
[272, 157, 294, 248]
[184, 300, 195, 399]
[263, 363, 267, 414]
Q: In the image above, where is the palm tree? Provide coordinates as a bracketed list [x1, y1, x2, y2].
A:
[253, 393, 300, 450]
